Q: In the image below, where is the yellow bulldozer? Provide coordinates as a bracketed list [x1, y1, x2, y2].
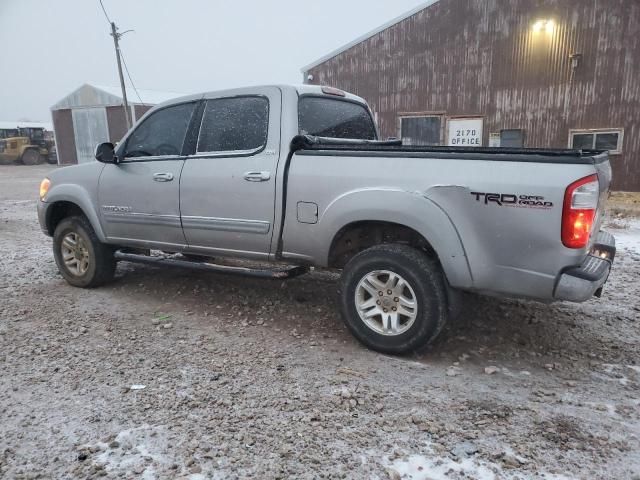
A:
[0, 123, 55, 165]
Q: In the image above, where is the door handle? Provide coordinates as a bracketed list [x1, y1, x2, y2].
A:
[153, 173, 174, 182]
[244, 171, 271, 182]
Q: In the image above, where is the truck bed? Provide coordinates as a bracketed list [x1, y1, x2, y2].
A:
[283, 135, 612, 301]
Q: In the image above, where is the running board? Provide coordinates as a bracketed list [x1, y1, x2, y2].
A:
[114, 251, 309, 280]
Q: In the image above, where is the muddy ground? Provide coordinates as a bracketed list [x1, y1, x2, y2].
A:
[1, 165, 639, 480]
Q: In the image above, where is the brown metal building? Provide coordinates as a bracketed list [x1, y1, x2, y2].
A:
[50, 84, 183, 165]
[302, 0, 640, 191]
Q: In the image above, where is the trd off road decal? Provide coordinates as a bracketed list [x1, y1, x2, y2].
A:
[471, 192, 554, 209]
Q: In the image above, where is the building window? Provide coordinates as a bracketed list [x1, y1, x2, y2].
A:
[569, 129, 624, 154]
[400, 116, 442, 146]
[500, 129, 525, 148]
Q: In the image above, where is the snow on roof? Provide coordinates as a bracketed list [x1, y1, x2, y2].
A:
[301, 0, 440, 73]
[0, 121, 53, 131]
[51, 83, 187, 110]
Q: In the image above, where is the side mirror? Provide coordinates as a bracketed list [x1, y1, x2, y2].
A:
[95, 142, 117, 163]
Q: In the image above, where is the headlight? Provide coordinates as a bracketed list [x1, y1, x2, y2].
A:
[39, 178, 51, 200]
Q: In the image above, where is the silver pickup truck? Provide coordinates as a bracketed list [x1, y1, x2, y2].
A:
[38, 84, 616, 354]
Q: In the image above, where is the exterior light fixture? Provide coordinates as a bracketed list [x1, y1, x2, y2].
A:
[532, 19, 555, 33]
[545, 20, 555, 33]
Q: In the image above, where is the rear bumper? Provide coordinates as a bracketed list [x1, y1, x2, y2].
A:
[554, 231, 616, 303]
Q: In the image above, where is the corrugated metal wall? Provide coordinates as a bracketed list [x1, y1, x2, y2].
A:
[306, 0, 640, 191]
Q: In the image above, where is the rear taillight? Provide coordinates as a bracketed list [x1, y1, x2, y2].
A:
[562, 174, 599, 249]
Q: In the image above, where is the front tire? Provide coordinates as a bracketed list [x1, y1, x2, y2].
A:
[21, 148, 43, 165]
[339, 244, 448, 355]
[53, 216, 116, 288]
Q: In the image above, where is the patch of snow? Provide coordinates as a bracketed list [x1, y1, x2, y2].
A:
[583, 402, 618, 416]
[606, 219, 640, 254]
[389, 454, 498, 480]
[96, 425, 174, 476]
[599, 364, 631, 386]
[385, 445, 576, 480]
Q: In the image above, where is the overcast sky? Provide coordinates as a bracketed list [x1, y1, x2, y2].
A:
[0, 0, 425, 122]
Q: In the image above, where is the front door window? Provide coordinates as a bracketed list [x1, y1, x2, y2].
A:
[124, 103, 197, 159]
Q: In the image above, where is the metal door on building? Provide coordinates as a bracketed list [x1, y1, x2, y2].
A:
[400, 115, 443, 146]
[72, 107, 109, 163]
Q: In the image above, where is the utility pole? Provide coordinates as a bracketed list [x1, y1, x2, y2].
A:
[110, 22, 132, 130]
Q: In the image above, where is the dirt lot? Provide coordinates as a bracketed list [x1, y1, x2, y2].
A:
[1, 165, 639, 480]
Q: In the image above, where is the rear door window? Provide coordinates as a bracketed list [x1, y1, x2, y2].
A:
[298, 97, 377, 140]
[197, 97, 269, 153]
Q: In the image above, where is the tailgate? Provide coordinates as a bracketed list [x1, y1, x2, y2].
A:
[592, 153, 613, 242]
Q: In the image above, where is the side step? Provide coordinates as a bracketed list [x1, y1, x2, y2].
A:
[114, 251, 309, 280]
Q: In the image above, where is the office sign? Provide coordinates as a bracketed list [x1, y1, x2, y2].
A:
[447, 118, 484, 147]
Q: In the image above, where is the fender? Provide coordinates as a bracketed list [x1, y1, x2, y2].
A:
[42, 183, 107, 242]
[317, 188, 473, 289]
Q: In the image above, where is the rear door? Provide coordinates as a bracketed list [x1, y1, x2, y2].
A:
[98, 101, 199, 248]
[180, 87, 281, 259]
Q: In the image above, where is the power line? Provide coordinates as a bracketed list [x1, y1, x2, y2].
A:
[98, 0, 112, 24]
[119, 46, 147, 106]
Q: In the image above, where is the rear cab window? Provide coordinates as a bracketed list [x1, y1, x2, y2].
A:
[298, 97, 377, 140]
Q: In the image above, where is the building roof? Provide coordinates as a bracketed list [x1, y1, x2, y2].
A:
[301, 0, 440, 73]
[0, 121, 53, 131]
[51, 83, 187, 111]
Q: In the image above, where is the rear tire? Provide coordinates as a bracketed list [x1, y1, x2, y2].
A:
[339, 244, 448, 355]
[21, 148, 42, 165]
[53, 216, 116, 288]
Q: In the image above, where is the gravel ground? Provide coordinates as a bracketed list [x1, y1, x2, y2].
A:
[1, 165, 639, 480]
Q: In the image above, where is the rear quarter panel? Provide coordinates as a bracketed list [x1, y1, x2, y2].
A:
[283, 152, 599, 300]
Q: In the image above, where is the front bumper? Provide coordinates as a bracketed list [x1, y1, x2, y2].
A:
[554, 231, 616, 303]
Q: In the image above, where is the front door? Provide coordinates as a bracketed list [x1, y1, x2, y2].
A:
[98, 101, 198, 248]
[180, 87, 281, 259]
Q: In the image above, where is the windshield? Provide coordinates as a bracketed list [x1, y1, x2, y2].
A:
[29, 129, 44, 141]
[298, 97, 377, 140]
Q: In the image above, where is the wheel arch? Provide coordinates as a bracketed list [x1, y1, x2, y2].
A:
[328, 220, 437, 267]
[319, 189, 473, 289]
[43, 187, 107, 242]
